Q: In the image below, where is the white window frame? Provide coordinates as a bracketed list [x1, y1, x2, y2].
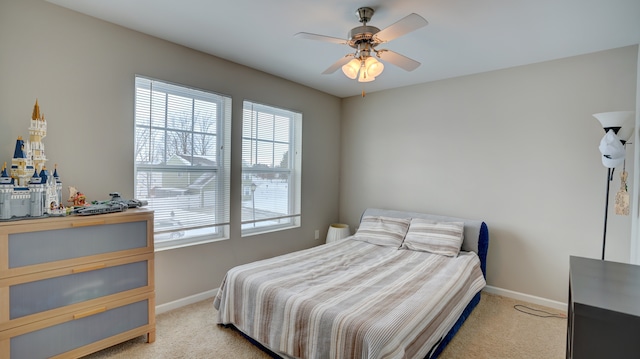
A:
[241, 101, 302, 236]
[134, 76, 231, 250]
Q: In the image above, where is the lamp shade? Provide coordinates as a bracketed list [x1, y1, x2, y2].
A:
[593, 111, 635, 142]
[326, 223, 350, 244]
[364, 56, 384, 78]
[341, 59, 360, 80]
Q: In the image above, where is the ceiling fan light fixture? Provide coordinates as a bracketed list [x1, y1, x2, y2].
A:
[364, 56, 384, 78]
[342, 58, 361, 79]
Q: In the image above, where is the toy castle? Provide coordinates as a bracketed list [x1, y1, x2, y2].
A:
[0, 100, 63, 220]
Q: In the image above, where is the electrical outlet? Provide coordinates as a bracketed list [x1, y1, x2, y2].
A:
[314, 229, 320, 240]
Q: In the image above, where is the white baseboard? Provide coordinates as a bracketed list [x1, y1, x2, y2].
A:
[483, 285, 567, 312]
[155, 288, 219, 315]
[156, 286, 568, 315]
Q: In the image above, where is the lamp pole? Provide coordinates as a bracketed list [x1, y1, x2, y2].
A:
[602, 168, 612, 260]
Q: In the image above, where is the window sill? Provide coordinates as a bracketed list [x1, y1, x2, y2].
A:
[154, 235, 229, 252]
[241, 223, 300, 238]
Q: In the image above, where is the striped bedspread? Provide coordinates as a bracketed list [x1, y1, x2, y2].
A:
[214, 238, 486, 359]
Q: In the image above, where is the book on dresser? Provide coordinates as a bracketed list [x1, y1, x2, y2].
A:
[0, 208, 155, 359]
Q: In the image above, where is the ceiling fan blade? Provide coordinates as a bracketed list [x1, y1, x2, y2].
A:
[322, 54, 355, 74]
[294, 32, 347, 45]
[373, 13, 428, 43]
[377, 50, 421, 71]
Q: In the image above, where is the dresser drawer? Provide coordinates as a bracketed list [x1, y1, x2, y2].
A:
[0, 293, 154, 359]
[0, 253, 153, 331]
[0, 211, 153, 278]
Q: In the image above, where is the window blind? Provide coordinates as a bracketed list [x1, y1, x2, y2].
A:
[241, 101, 302, 234]
[135, 77, 231, 248]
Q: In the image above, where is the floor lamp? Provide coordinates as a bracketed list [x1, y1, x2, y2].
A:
[594, 111, 635, 260]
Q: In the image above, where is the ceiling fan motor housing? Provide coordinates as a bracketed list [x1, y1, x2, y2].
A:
[347, 26, 380, 48]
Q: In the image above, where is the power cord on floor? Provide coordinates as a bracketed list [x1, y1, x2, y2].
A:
[513, 304, 567, 319]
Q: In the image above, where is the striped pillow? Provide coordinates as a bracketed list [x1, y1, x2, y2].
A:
[401, 219, 464, 257]
[353, 216, 410, 247]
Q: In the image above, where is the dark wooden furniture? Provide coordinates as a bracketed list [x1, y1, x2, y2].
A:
[567, 255, 640, 359]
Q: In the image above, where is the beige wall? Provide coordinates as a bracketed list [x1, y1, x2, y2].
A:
[0, 0, 342, 305]
[340, 45, 638, 303]
[2, 1, 638, 306]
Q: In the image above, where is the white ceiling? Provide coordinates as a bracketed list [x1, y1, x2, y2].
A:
[47, 0, 640, 98]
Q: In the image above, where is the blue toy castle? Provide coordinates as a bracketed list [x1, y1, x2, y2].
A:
[0, 100, 63, 220]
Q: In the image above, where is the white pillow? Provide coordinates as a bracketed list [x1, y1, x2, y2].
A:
[401, 219, 464, 257]
[353, 215, 410, 248]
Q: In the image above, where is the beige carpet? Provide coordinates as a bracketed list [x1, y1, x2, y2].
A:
[83, 292, 567, 359]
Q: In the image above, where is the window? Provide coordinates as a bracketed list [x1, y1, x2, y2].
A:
[135, 77, 231, 249]
[241, 101, 302, 235]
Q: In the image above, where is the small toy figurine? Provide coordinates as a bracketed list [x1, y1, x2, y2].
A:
[68, 186, 87, 206]
[48, 201, 70, 216]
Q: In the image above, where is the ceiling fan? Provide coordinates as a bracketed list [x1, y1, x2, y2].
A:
[295, 7, 428, 83]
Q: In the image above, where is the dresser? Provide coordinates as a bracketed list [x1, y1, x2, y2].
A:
[566, 255, 640, 359]
[0, 208, 155, 359]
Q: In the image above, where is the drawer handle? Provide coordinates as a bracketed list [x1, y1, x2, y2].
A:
[72, 220, 106, 227]
[72, 263, 106, 273]
[73, 306, 107, 320]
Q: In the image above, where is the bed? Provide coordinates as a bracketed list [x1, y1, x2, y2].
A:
[214, 208, 489, 359]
